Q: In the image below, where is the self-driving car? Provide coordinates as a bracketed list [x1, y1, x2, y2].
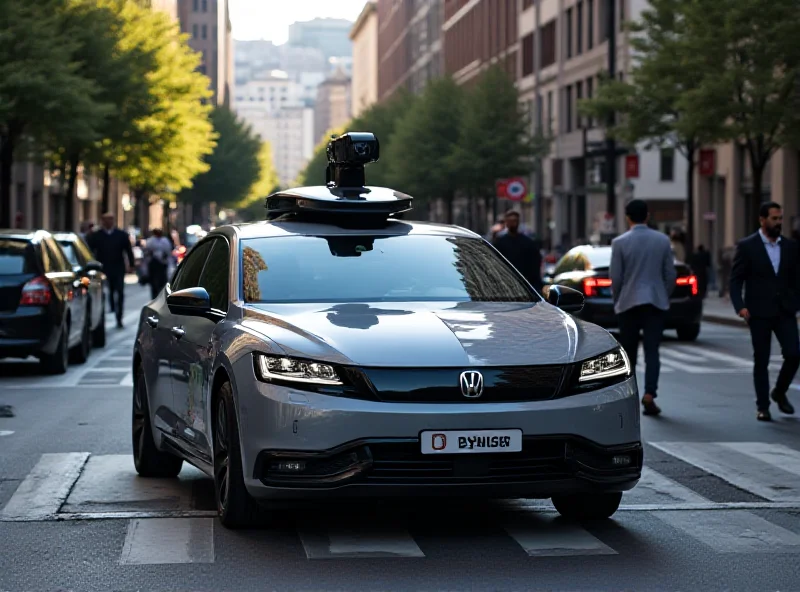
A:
[132, 132, 643, 529]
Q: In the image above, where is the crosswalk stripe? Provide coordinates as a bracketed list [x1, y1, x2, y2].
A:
[622, 466, 710, 505]
[0, 453, 89, 520]
[719, 442, 800, 479]
[504, 515, 617, 556]
[119, 518, 214, 564]
[298, 525, 425, 559]
[653, 510, 800, 553]
[650, 442, 800, 502]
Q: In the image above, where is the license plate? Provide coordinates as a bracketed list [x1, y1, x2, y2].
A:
[420, 429, 523, 454]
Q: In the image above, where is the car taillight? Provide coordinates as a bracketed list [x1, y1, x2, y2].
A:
[677, 275, 698, 296]
[19, 276, 53, 306]
[583, 277, 612, 297]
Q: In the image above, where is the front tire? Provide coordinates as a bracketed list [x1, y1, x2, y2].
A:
[213, 381, 261, 529]
[551, 492, 623, 521]
[676, 324, 701, 342]
[132, 368, 183, 477]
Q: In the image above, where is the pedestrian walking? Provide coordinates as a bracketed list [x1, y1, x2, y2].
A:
[492, 209, 543, 291]
[145, 228, 172, 299]
[729, 201, 799, 422]
[86, 212, 135, 328]
[610, 199, 677, 416]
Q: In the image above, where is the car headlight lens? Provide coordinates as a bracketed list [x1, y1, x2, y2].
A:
[579, 347, 631, 382]
[255, 354, 342, 385]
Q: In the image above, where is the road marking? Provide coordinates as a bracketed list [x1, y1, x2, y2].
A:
[505, 515, 617, 556]
[622, 466, 710, 505]
[653, 510, 800, 553]
[650, 442, 800, 502]
[120, 372, 134, 387]
[119, 518, 214, 564]
[720, 442, 800, 479]
[0, 453, 89, 520]
[0, 430, 13, 436]
[298, 525, 425, 559]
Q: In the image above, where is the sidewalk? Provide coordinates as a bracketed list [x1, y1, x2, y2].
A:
[702, 294, 800, 327]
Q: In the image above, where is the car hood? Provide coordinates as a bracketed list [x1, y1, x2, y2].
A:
[241, 301, 618, 368]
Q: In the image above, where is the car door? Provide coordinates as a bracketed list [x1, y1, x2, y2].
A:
[170, 237, 229, 462]
[73, 237, 105, 329]
[42, 238, 85, 347]
[146, 240, 214, 434]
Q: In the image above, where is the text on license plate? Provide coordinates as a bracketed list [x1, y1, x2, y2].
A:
[420, 429, 523, 454]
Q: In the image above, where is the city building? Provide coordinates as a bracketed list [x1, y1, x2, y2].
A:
[233, 40, 280, 84]
[288, 18, 354, 59]
[314, 68, 352, 145]
[376, 0, 443, 100]
[349, 1, 379, 117]
[148, 0, 178, 19]
[177, 0, 233, 106]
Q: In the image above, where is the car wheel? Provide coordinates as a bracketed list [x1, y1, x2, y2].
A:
[40, 324, 69, 375]
[132, 367, 183, 478]
[92, 302, 106, 348]
[551, 492, 623, 521]
[213, 381, 261, 529]
[69, 313, 91, 364]
[676, 324, 701, 342]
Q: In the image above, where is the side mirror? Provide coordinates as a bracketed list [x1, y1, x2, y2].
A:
[167, 287, 212, 317]
[84, 260, 103, 273]
[543, 284, 585, 313]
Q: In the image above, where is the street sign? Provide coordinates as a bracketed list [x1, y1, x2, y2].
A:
[496, 177, 528, 201]
[699, 149, 716, 177]
[625, 154, 639, 178]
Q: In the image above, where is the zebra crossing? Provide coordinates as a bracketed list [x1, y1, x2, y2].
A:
[2, 441, 800, 563]
[637, 344, 785, 374]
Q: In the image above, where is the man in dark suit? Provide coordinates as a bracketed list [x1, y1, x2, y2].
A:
[87, 212, 135, 328]
[492, 209, 543, 291]
[730, 201, 800, 421]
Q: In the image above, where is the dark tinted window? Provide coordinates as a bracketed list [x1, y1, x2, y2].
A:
[0, 239, 37, 274]
[241, 235, 538, 304]
[199, 239, 230, 312]
[171, 240, 214, 291]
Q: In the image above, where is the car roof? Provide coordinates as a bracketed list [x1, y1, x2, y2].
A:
[0, 229, 51, 242]
[53, 232, 79, 241]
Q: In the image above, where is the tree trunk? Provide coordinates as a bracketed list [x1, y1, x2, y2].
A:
[0, 132, 16, 229]
[64, 154, 81, 232]
[101, 162, 111, 214]
[685, 147, 696, 257]
[750, 164, 765, 233]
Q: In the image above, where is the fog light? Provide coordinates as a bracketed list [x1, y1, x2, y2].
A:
[612, 455, 631, 466]
[272, 461, 306, 472]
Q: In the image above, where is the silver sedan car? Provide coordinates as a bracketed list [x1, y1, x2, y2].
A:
[132, 133, 642, 529]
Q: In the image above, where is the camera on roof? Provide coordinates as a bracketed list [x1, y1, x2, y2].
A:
[327, 132, 380, 166]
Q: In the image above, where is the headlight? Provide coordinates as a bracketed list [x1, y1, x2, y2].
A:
[255, 354, 342, 385]
[579, 347, 631, 382]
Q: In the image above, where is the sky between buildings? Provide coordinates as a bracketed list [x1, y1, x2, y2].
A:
[229, 0, 366, 44]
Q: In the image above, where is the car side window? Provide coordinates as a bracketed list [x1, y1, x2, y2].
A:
[170, 241, 213, 292]
[45, 239, 71, 272]
[74, 239, 95, 265]
[198, 238, 230, 312]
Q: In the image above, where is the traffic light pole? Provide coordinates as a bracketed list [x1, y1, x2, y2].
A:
[604, 0, 617, 241]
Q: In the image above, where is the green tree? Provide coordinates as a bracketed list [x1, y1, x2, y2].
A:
[385, 76, 464, 223]
[0, 0, 104, 227]
[178, 106, 262, 218]
[679, 0, 800, 229]
[449, 65, 550, 228]
[578, 0, 724, 253]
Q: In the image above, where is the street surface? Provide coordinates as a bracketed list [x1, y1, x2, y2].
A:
[2, 290, 800, 591]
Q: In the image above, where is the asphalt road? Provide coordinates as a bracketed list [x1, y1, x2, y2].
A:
[2, 293, 800, 592]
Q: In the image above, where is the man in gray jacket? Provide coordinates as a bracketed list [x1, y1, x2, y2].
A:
[610, 199, 677, 416]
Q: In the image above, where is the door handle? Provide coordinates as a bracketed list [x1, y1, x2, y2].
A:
[171, 327, 185, 339]
[146, 316, 159, 328]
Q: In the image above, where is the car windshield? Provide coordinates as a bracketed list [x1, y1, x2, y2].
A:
[58, 242, 79, 266]
[241, 234, 539, 304]
[0, 239, 37, 275]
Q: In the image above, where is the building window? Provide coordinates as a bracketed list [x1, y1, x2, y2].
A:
[541, 20, 556, 68]
[588, 0, 594, 48]
[619, 0, 625, 30]
[522, 33, 534, 76]
[586, 76, 594, 127]
[577, 1, 583, 54]
[660, 148, 675, 181]
[202, 24, 207, 39]
[565, 85, 573, 132]
[547, 91, 554, 132]
[202, 0, 207, 11]
[523, 0, 534, 8]
[565, 9, 573, 59]
[576, 81, 583, 128]
[193, 0, 198, 10]
[193, 24, 198, 38]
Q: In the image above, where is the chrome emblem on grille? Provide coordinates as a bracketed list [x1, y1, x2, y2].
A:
[459, 371, 484, 398]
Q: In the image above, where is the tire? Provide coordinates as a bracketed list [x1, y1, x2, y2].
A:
[40, 324, 69, 375]
[676, 324, 701, 342]
[69, 312, 91, 365]
[92, 301, 106, 348]
[213, 381, 261, 529]
[551, 492, 623, 521]
[132, 367, 183, 478]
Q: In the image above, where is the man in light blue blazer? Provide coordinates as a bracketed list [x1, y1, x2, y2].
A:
[610, 199, 677, 416]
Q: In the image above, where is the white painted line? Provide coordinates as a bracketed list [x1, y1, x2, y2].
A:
[622, 467, 710, 505]
[650, 442, 800, 502]
[511, 501, 800, 511]
[720, 442, 800, 479]
[120, 372, 134, 387]
[653, 510, 800, 553]
[0, 430, 13, 436]
[505, 516, 617, 556]
[119, 518, 214, 564]
[0, 453, 90, 520]
[299, 525, 425, 559]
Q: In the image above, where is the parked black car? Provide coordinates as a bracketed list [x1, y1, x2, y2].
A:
[545, 245, 703, 341]
[55, 232, 107, 348]
[0, 230, 93, 373]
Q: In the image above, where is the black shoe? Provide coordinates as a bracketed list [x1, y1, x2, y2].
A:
[771, 390, 795, 415]
[116, 320, 123, 329]
[642, 397, 661, 416]
[757, 409, 772, 421]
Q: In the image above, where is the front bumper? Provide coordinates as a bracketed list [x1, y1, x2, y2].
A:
[233, 357, 642, 500]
